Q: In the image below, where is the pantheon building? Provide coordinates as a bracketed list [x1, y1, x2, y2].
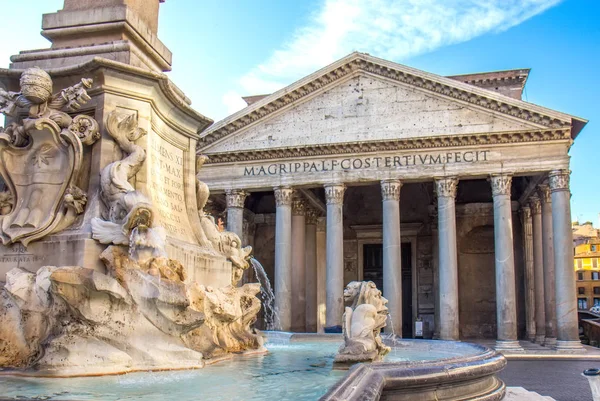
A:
[197, 52, 587, 351]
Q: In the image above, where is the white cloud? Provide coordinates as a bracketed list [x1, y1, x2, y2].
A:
[221, 90, 248, 115]
[222, 0, 560, 115]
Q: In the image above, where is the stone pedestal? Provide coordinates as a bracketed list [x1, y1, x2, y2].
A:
[291, 198, 307, 332]
[549, 170, 582, 350]
[381, 179, 402, 335]
[435, 177, 459, 341]
[325, 184, 345, 332]
[490, 174, 522, 351]
[530, 196, 546, 344]
[274, 187, 293, 331]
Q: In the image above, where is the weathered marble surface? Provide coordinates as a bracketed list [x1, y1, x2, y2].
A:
[0, 249, 263, 376]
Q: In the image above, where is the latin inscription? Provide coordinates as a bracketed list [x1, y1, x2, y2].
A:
[243, 150, 490, 176]
[0, 244, 42, 270]
[147, 135, 192, 240]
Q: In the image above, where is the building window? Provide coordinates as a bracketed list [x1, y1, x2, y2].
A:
[579, 287, 586, 294]
[579, 272, 585, 280]
[595, 298, 600, 307]
[594, 259, 599, 268]
[594, 272, 600, 280]
[578, 259, 584, 268]
[593, 245, 597, 252]
[580, 298, 588, 310]
[594, 287, 600, 295]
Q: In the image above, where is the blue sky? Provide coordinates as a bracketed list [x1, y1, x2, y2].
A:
[0, 0, 598, 223]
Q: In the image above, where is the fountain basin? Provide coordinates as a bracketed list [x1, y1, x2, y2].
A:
[0, 334, 506, 401]
[322, 338, 506, 401]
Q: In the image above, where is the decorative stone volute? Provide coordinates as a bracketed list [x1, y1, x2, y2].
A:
[324, 184, 345, 205]
[225, 189, 247, 209]
[434, 177, 458, 198]
[548, 170, 570, 193]
[529, 195, 542, 215]
[537, 184, 552, 204]
[490, 174, 512, 197]
[274, 187, 293, 207]
[380, 179, 402, 201]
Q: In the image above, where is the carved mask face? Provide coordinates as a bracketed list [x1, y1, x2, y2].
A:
[343, 281, 361, 303]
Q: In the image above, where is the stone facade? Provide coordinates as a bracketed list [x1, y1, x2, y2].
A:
[198, 52, 586, 348]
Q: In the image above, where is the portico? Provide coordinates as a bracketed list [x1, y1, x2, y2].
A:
[196, 53, 586, 347]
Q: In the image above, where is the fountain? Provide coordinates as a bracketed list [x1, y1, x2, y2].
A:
[0, 71, 264, 375]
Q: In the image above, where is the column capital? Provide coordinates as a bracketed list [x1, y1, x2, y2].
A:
[225, 189, 248, 208]
[434, 177, 458, 198]
[529, 195, 541, 215]
[380, 179, 402, 201]
[520, 205, 532, 220]
[548, 170, 570, 193]
[306, 208, 319, 224]
[292, 197, 308, 216]
[324, 183, 345, 205]
[490, 174, 512, 197]
[537, 184, 552, 204]
[316, 216, 327, 232]
[274, 186, 294, 207]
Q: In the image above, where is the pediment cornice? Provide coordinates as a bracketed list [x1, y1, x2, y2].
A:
[201, 127, 570, 164]
[199, 53, 578, 151]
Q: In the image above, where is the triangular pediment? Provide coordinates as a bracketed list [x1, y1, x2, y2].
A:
[199, 52, 582, 155]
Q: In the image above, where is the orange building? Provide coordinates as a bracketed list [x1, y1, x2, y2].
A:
[575, 238, 600, 310]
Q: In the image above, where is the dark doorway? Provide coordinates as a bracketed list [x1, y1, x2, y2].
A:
[363, 244, 383, 291]
[362, 242, 413, 338]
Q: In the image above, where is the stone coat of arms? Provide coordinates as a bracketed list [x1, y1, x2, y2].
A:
[0, 67, 99, 245]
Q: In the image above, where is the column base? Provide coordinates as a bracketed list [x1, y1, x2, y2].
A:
[555, 340, 584, 352]
[534, 334, 546, 344]
[495, 340, 524, 352]
[324, 325, 342, 333]
[543, 337, 557, 347]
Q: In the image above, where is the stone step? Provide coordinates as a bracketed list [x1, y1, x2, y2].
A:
[504, 387, 556, 400]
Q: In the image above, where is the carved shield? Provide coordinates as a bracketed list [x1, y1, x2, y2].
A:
[0, 118, 82, 245]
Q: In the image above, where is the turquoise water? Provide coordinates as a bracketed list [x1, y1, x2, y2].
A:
[0, 340, 479, 401]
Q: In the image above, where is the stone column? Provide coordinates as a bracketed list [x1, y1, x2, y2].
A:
[538, 184, 557, 347]
[225, 189, 247, 241]
[305, 209, 319, 332]
[274, 186, 293, 331]
[530, 195, 546, 344]
[549, 170, 582, 350]
[491, 174, 522, 351]
[316, 217, 327, 333]
[324, 183, 346, 332]
[381, 179, 403, 335]
[291, 197, 307, 332]
[431, 203, 440, 339]
[520, 206, 536, 342]
[435, 177, 459, 341]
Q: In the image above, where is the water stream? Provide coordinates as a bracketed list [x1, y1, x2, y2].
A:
[251, 258, 281, 331]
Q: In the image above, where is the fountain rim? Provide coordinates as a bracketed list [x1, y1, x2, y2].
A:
[319, 339, 507, 401]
